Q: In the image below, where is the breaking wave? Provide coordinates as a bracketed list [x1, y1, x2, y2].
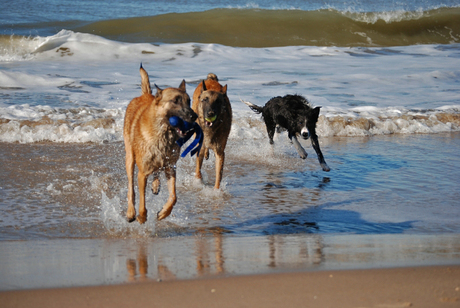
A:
[1, 105, 459, 143]
[70, 7, 460, 47]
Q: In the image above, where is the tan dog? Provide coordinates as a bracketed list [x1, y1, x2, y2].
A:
[124, 65, 197, 223]
[192, 73, 232, 189]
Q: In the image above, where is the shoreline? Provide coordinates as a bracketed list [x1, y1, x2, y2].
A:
[1, 234, 459, 291]
[2, 265, 459, 308]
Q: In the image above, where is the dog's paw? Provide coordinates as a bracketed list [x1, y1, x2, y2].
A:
[321, 163, 331, 172]
[136, 214, 147, 224]
[127, 215, 136, 223]
[157, 208, 172, 221]
[126, 208, 136, 223]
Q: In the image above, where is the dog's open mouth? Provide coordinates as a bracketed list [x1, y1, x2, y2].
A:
[175, 125, 196, 138]
[175, 127, 187, 138]
[205, 115, 217, 127]
[169, 116, 195, 138]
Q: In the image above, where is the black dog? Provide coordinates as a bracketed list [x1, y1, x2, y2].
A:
[243, 94, 330, 171]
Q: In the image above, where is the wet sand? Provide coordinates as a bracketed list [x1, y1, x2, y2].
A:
[1, 265, 459, 308]
[1, 235, 459, 291]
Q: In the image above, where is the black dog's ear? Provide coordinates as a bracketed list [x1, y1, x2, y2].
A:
[310, 106, 321, 122]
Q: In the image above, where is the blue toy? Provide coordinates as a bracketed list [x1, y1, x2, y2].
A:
[169, 116, 203, 158]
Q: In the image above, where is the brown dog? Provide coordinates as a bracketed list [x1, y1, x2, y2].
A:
[192, 73, 232, 189]
[123, 65, 197, 223]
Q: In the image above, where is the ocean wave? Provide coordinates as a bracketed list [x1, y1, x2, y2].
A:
[1, 105, 459, 144]
[317, 108, 460, 137]
[0, 106, 124, 143]
[0, 30, 163, 62]
[0, 35, 44, 61]
[2, 7, 459, 49]
[67, 7, 460, 47]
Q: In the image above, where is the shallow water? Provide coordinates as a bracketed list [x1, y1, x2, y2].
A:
[1, 132, 459, 241]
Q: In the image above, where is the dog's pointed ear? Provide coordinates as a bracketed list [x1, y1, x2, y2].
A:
[311, 106, 321, 122]
[154, 84, 163, 99]
[139, 64, 152, 95]
[200, 80, 207, 93]
[179, 79, 186, 91]
[222, 84, 228, 96]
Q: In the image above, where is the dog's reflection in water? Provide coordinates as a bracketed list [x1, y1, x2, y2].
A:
[126, 244, 150, 283]
[125, 230, 225, 283]
[195, 228, 225, 276]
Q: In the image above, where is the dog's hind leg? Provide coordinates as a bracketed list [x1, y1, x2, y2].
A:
[157, 167, 177, 220]
[151, 173, 160, 195]
[136, 171, 148, 224]
[290, 135, 308, 159]
[195, 146, 206, 181]
[310, 134, 330, 172]
[265, 120, 276, 144]
[125, 150, 137, 223]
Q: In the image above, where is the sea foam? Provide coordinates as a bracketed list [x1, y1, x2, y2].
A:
[1, 31, 459, 143]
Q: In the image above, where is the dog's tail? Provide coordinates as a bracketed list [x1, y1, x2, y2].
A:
[139, 63, 152, 95]
[240, 99, 263, 114]
[206, 73, 218, 82]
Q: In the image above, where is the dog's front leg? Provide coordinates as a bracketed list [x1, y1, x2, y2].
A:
[214, 151, 225, 189]
[311, 135, 330, 172]
[137, 171, 148, 224]
[291, 135, 308, 159]
[157, 167, 177, 220]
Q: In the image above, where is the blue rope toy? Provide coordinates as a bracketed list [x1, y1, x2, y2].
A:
[169, 116, 203, 158]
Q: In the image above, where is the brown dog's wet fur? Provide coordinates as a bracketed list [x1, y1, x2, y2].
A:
[192, 73, 232, 189]
[123, 65, 197, 223]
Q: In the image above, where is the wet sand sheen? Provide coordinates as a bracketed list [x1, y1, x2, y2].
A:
[0, 235, 459, 290]
[1, 265, 459, 308]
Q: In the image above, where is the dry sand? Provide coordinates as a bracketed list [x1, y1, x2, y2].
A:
[1, 265, 459, 308]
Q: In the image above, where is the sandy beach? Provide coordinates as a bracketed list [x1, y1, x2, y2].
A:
[2, 265, 459, 308]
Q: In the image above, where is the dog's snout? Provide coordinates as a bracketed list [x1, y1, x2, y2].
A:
[189, 109, 198, 122]
[180, 107, 197, 122]
[301, 130, 310, 140]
